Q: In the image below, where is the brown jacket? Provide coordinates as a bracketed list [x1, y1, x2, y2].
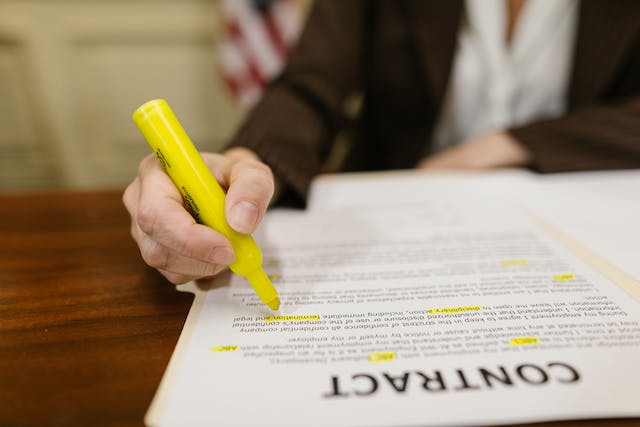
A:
[228, 0, 640, 204]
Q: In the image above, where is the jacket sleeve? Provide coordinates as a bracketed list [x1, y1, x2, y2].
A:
[509, 96, 640, 172]
[509, 27, 640, 173]
[225, 1, 367, 202]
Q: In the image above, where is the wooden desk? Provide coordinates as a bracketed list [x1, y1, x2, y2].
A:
[0, 191, 637, 427]
[0, 191, 193, 427]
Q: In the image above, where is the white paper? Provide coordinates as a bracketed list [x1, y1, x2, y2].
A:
[152, 175, 640, 427]
[520, 170, 640, 281]
[310, 169, 640, 281]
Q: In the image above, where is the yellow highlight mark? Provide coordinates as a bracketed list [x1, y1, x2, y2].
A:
[554, 274, 575, 281]
[428, 306, 481, 315]
[264, 315, 321, 322]
[369, 351, 396, 362]
[501, 260, 529, 266]
[509, 337, 539, 346]
[267, 273, 281, 281]
[210, 345, 238, 352]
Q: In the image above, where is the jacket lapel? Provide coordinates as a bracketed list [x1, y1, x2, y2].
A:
[569, 0, 640, 106]
[405, 0, 638, 109]
[401, 0, 463, 109]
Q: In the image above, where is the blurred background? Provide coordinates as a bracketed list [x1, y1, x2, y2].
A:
[0, 0, 309, 192]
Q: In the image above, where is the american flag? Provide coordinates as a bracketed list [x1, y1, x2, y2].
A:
[218, 0, 303, 109]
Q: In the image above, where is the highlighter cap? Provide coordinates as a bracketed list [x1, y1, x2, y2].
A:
[132, 99, 222, 224]
[132, 98, 172, 127]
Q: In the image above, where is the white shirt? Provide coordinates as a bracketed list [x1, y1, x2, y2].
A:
[430, 0, 579, 153]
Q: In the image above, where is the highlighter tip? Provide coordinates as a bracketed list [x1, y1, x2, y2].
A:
[245, 268, 280, 311]
[267, 298, 281, 311]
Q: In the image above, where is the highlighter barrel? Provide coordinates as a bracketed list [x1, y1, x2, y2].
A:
[132, 99, 280, 310]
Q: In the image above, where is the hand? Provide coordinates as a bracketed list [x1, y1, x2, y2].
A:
[122, 147, 275, 284]
[417, 131, 531, 170]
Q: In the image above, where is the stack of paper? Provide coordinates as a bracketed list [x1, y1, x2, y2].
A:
[147, 170, 640, 427]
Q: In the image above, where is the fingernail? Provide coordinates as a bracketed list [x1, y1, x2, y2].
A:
[208, 246, 235, 265]
[228, 200, 259, 233]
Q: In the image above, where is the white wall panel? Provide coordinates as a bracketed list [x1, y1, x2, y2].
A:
[0, 40, 57, 189]
[0, 0, 242, 189]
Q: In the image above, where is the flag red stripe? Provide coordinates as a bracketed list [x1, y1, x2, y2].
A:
[226, 19, 266, 88]
[219, 0, 302, 108]
[262, 11, 287, 56]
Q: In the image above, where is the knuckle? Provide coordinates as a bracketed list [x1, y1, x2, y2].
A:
[138, 153, 157, 175]
[161, 271, 190, 285]
[130, 222, 139, 242]
[255, 164, 275, 188]
[199, 262, 225, 278]
[122, 183, 134, 210]
[141, 243, 169, 270]
[234, 160, 275, 195]
[136, 205, 158, 236]
[173, 235, 192, 258]
[254, 179, 275, 201]
[245, 158, 273, 177]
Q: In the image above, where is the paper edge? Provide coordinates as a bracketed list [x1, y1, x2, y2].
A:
[144, 275, 228, 427]
[527, 211, 640, 303]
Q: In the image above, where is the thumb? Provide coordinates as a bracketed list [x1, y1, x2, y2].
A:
[207, 149, 275, 234]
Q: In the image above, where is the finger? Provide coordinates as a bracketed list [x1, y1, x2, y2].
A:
[122, 175, 141, 217]
[156, 268, 222, 285]
[202, 150, 274, 234]
[135, 227, 227, 281]
[157, 269, 200, 285]
[135, 154, 235, 264]
[223, 157, 275, 234]
[202, 152, 231, 190]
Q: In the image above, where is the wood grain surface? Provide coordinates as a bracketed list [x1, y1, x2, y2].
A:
[0, 191, 637, 427]
[0, 191, 193, 427]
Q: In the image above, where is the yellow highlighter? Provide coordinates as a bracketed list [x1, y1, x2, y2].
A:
[132, 99, 280, 311]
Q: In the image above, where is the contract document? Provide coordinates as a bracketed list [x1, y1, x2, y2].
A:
[147, 171, 640, 427]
